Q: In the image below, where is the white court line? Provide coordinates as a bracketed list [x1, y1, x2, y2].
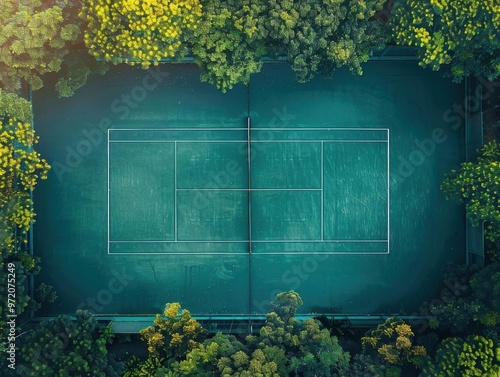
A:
[108, 127, 389, 131]
[109, 252, 389, 255]
[107, 128, 390, 255]
[109, 128, 248, 131]
[387, 129, 391, 254]
[109, 140, 245, 143]
[109, 239, 387, 243]
[109, 140, 388, 143]
[107, 129, 110, 255]
[175, 188, 321, 191]
[174, 141, 177, 242]
[321, 141, 324, 241]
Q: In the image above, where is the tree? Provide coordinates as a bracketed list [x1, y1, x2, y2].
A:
[127, 292, 349, 376]
[248, 291, 350, 377]
[341, 354, 390, 377]
[420, 335, 500, 377]
[390, 0, 500, 82]
[81, 0, 203, 69]
[17, 310, 121, 376]
[0, 90, 50, 369]
[192, 0, 267, 92]
[361, 317, 427, 374]
[470, 263, 500, 327]
[441, 141, 500, 244]
[124, 302, 207, 375]
[0, 0, 105, 96]
[0, 91, 50, 255]
[264, 0, 387, 82]
[419, 263, 483, 335]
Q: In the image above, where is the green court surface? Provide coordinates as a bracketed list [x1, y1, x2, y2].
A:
[33, 62, 465, 317]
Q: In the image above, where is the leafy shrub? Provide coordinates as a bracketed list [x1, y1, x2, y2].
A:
[470, 262, 500, 327]
[264, 0, 387, 82]
[141, 303, 207, 360]
[361, 317, 427, 367]
[390, 0, 500, 82]
[191, 0, 267, 92]
[82, 0, 203, 68]
[420, 335, 500, 377]
[441, 141, 500, 244]
[17, 310, 120, 376]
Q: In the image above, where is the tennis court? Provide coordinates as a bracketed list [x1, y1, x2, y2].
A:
[33, 62, 465, 318]
[108, 127, 389, 254]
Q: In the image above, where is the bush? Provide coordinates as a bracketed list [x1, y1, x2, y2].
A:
[420, 335, 500, 377]
[361, 317, 427, 368]
[441, 141, 500, 245]
[390, 0, 500, 82]
[17, 310, 121, 376]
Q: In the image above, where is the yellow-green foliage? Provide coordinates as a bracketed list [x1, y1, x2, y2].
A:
[192, 0, 267, 92]
[441, 141, 500, 242]
[0, 0, 82, 91]
[265, 0, 387, 83]
[0, 94, 50, 254]
[391, 0, 500, 81]
[421, 335, 500, 377]
[123, 354, 166, 377]
[140, 302, 207, 360]
[216, 348, 282, 377]
[81, 0, 202, 68]
[361, 317, 427, 366]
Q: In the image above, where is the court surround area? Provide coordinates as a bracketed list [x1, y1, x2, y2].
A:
[34, 62, 465, 319]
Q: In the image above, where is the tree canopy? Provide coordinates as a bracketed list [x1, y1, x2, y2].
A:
[441, 141, 500, 244]
[390, 0, 500, 82]
[82, 0, 203, 68]
[265, 0, 387, 82]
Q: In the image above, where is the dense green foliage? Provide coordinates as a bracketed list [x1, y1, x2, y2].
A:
[246, 292, 350, 376]
[0, 95, 50, 253]
[442, 141, 500, 246]
[420, 335, 500, 377]
[125, 292, 351, 376]
[419, 262, 500, 339]
[81, 0, 203, 68]
[0, 91, 50, 369]
[17, 310, 121, 376]
[470, 263, 500, 327]
[0, 0, 79, 91]
[81, 0, 387, 90]
[341, 354, 390, 377]
[264, 0, 386, 83]
[419, 263, 481, 335]
[0, 0, 106, 96]
[141, 302, 207, 361]
[125, 302, 207, 376]
[361, 317, 427, 375]
[390, 0, 500, 82]
[191, 0, 266, 92]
